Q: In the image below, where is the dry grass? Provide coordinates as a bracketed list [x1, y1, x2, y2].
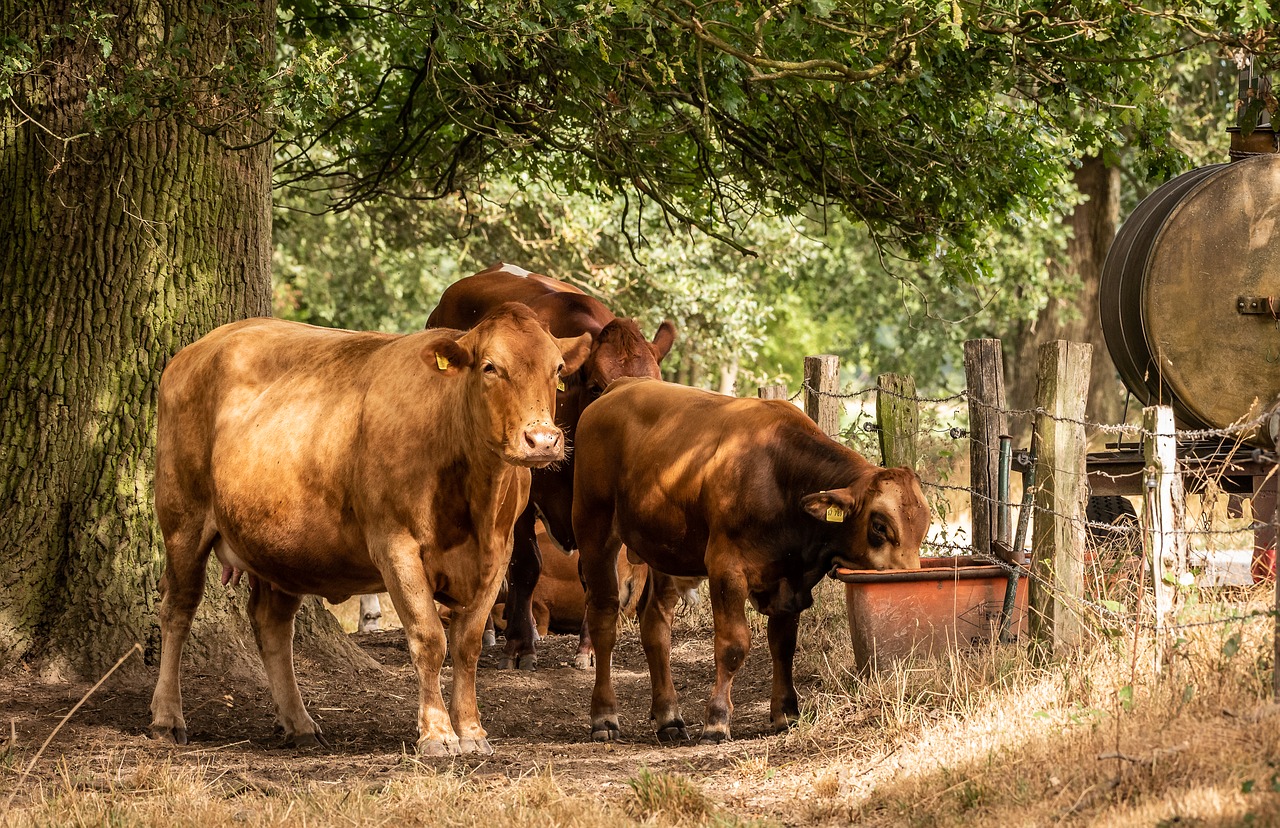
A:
[5, 575, 1278, 827]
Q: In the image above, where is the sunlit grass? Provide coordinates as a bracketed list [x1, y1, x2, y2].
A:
[5, 577, 1278, 827]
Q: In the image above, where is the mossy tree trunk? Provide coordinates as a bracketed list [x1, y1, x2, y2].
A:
[0, 0, 360, 683]
[1008, 154, 1127, 428]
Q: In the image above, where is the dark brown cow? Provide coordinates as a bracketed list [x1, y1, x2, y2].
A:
[149, 306, 589, 756]
[427, 262, 676, 669]
[573, 378, 929, 744]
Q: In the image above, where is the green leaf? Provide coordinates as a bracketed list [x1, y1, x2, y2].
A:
[1118, 685, 1134, 713]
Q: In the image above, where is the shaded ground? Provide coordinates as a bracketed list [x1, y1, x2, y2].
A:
[2, 625, 810, 809]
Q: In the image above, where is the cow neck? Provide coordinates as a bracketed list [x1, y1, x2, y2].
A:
[771, 421, 872, 498]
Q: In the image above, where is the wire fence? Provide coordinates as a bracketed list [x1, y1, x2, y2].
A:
[787, 371, 1280, 645]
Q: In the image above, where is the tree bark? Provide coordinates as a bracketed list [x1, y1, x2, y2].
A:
[1007, 155, 1128, 428]
[0, 0, 361, 682]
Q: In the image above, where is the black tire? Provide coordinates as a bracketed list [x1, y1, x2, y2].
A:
[1086, 495, 1139, 549]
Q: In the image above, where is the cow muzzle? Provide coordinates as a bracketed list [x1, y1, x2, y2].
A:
[511, 422, 565, 466]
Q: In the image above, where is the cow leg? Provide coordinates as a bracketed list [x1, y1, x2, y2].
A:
[640, 572, 688, 742]
[703, 568, 751, 745]
[444, 571, 506, 756]
[482, 614, 497, 649]
[377, 542, 458, 756]
[148, 525, 215, 745]
[582, 534, 623, 741]
[358, 594, 382, 632]
[501, 506, 541, 670]
[246, 580, 325, 748]
[574, 616, 594, 670]
[767, 612, 801, 732]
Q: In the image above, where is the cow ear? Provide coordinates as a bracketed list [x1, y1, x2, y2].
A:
[802, 488, 859, 525]
[422, 337, 472, 374]
[650, 320, 677, 362]
[558, 332, 592, 375]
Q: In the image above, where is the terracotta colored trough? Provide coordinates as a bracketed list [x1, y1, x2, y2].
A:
[831, 556, 1029, 671]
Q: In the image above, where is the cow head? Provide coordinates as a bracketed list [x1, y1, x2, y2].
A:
[425, 303, 591, 467]
[741, 468, 927, 618]
[802, 467, 929, 571]
[562, 318, 676, 423]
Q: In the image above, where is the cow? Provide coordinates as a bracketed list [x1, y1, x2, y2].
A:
[148, 305, 589, 756]
[573, 378, 929, 744]
[530, 524, 649, 668]
[427, 262, 676, 669]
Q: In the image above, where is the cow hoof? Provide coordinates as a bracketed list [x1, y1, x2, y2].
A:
[149, 724, 188, 745]
[498, 654, 536, 670]
[482, 630, 497, 648]
[656, 722, 689, 744]
[291, 731, 330, 750]
[771, 716, 799, 734]
[573, 653, 595, 670]
[590, 723, 620, 742]
[698, 729, 730, 746]
[417, 737, 461, 757]
[457, 738, 494, 756]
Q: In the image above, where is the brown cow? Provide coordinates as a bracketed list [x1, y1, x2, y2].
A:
[148, 305, 589, 756]
[573, 378, 929, 744]
[428, 262, 676, 669]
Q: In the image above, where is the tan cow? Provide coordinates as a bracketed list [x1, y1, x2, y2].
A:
[148, 305, 589, 756]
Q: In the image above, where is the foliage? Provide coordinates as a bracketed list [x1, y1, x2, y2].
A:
[270, 0, 1280, 263]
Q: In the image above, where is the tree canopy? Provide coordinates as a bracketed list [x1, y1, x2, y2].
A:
[271, 0, 1270, 258]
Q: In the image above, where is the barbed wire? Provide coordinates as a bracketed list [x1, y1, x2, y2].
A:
[777, 368, 1277, 642]
[794, 381, 1277, 445]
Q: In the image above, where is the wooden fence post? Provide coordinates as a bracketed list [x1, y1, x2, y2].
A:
[1029, 340, 1091, 653]
[876, 373, 918, 469]
[758, 383, 788, 400]
[964, 340, 1008, 559]
[804, 355, 840, 436]
[1142, 404, 1186, 673]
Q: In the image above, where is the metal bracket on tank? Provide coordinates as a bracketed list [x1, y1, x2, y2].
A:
[1236, 296, 1280, 316]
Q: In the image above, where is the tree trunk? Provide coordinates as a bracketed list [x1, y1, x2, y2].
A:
[1007, 155, 1128, 429]
[0, 0, 361, 682]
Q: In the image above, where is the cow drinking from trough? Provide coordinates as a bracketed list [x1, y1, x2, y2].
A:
[573, 378, 929, 744]
[427, 262, 676, 669]
[149, 305, 589, 756]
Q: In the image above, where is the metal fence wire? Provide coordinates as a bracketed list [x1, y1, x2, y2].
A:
[781, 373, 1280, 645]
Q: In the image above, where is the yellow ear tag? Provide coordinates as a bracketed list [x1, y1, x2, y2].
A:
[435, 353, 450, 371]
[825, 505, 845, 523]
[557, 379, 566, 391]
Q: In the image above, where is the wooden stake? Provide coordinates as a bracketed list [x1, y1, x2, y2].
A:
[1142, 405, 1185, 674]
[1029, 340, 1091, 653]
[964, 339, 1008, 560]
[804, 355, 840, 436]
[876, 373, 918, 469]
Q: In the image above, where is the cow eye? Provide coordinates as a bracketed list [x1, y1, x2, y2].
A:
[483, 362, 498, 375]
[588, 384, 604, 399]
[869, 519, 890, 544]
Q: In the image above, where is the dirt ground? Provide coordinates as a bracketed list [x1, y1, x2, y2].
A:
[1, 622, 815, 814]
